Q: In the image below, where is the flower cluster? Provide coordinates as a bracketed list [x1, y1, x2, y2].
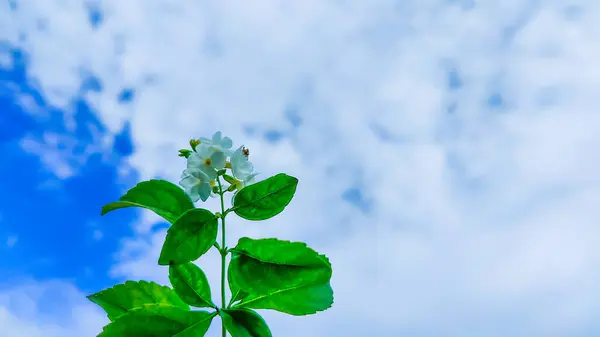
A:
[178, 132, 258, 202]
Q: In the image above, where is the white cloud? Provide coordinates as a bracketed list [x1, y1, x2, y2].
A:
[3, 0, 600, 336]
[0, 280, 106, 337]
[19, 127, 107, 180]
[0, 48, 12, 68]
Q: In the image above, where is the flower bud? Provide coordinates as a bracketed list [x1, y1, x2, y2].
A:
[222, 174, 237, 185]
[189, 139, 201, 151]
[178, 149, 192, 158]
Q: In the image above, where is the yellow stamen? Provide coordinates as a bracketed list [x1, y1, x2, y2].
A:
[225, 162, 232, 169]
[209, 180, 215, 187]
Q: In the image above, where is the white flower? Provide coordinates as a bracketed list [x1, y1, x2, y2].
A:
[230, 146, 254, 180]
[188, 148, 226, 170]
[199, 131, 233, 156]
[179, 166, 216, 202]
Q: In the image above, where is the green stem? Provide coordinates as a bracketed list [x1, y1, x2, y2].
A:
[217, 177, 227, 337]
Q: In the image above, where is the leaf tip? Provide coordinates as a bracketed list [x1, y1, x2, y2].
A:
[99, 205, 110, 216]
[157, 257, 172, 266]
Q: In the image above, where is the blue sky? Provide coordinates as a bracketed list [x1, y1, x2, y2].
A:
[2, 1, 600, 336]
[0, 45, 139, 292]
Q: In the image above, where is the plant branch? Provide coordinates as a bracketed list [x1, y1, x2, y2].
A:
[217, 177, 228, 337]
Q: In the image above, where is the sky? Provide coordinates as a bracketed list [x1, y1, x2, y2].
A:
[1, 0, 600, 336]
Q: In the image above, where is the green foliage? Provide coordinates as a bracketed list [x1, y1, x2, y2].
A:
[234, 281, 334, 316]
[227, 265, 249, 307]
[91, 140, 334, 336]
[220, 308, 272, 337]
[158, 208, 218, 265]
[232, 173, 298, 220]
[87, 281, 190, 321]
[101, 180, 194, 224]
[169, 262, 215, 308]
[228, 238, 333, 315]
[98, 304, 215, 337]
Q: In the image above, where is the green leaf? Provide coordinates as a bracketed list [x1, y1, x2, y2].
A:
[101, 180, 194, 224]
[98, 304, 216, 337]
[169, 263, 215, 308]
[236, 281, 334, 316]
[228, 237, 334, 315]
[228, 263, 249, 306]
[220, 308, 272, 337]
[159, 208, 218, 265]
[232, 237, 332, 268]
[87, 280, 189, 321]
[232, 173, 298, 220]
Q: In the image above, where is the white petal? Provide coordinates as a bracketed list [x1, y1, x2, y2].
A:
[244, 173, 259, 186]
[233, 161, 254, 179]
[211, 151, 227, 169]
[221, 137, 233, 149]
[232, 146, 244, 158]
[186, 188, 200, 202]
[243, 161, 254, 172]
[187, 152, 204, 168]
[197, 144, 214, 158]
[198, 165, 217, 180]
[199, 137, 212, 145]
[197, 183, 212, 202]
[180, 175, 198, 188]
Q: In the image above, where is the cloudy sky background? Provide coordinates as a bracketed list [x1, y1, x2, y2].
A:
[1, 0, 600, 336]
